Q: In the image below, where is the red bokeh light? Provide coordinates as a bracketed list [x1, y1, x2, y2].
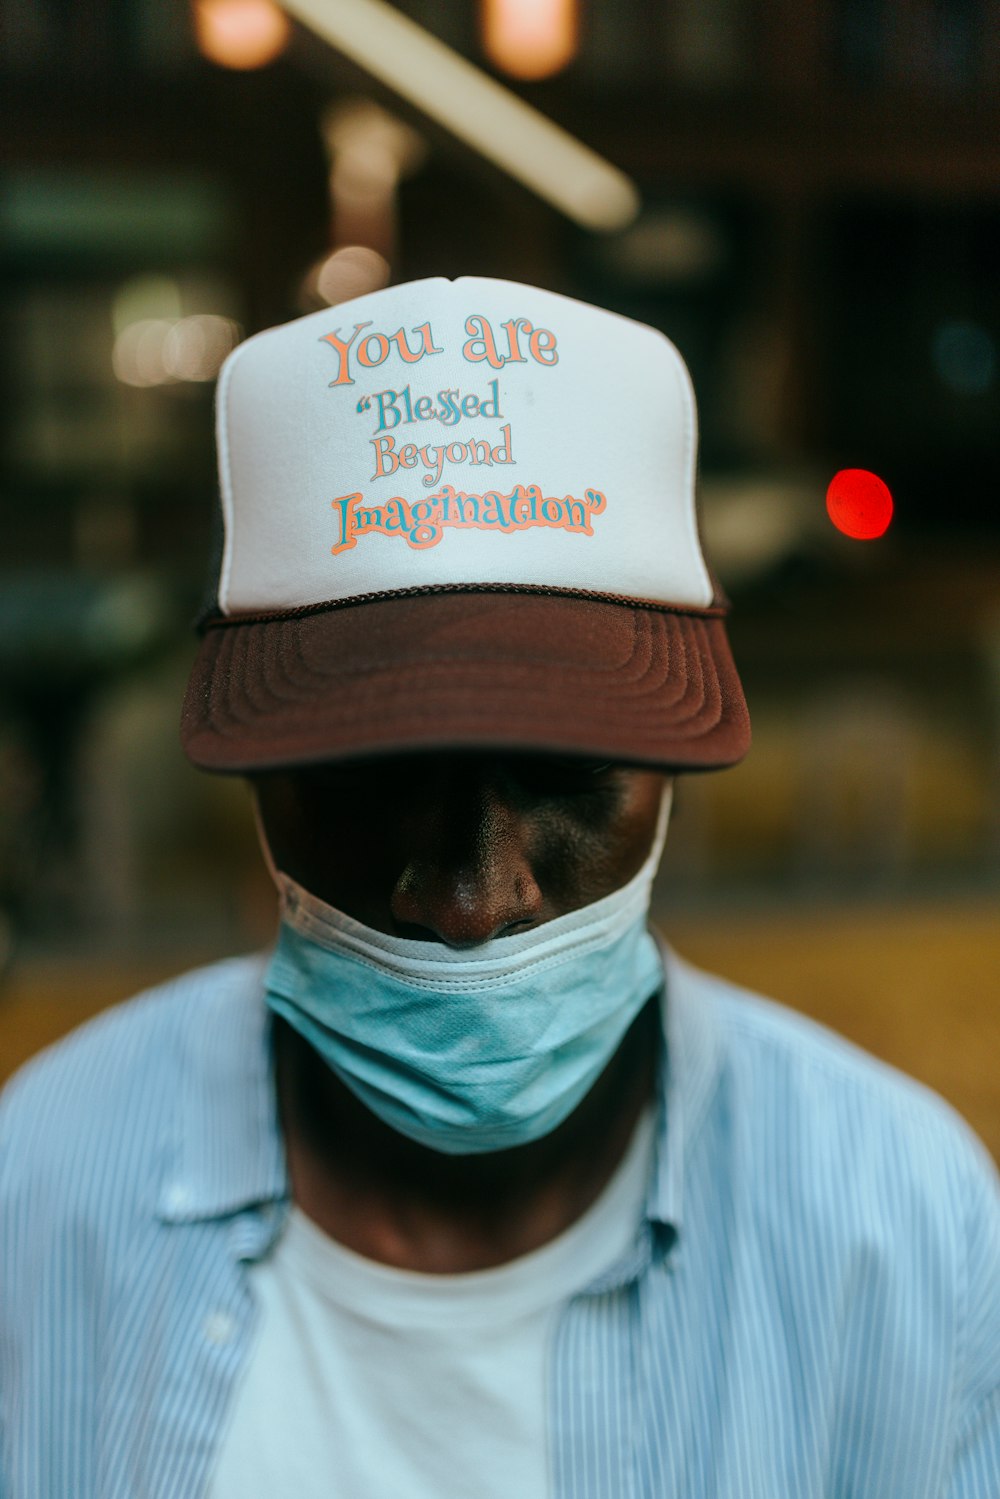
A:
[826, 469, 894, 540]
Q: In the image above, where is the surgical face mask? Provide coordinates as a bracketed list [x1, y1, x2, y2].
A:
[261, 784, 671, 1155]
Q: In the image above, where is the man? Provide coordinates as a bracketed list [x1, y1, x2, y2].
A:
[1, 278, 997, 1497]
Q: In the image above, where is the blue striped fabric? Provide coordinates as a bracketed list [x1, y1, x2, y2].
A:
[1, 948, 998, 1497]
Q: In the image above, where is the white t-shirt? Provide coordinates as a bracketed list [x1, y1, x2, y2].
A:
[209, 1110, 654, 1499]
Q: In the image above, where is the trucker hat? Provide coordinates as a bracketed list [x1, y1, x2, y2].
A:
[181, 276, 750, 772]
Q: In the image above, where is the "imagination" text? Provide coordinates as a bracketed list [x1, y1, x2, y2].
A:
[331, 483, 606, 553]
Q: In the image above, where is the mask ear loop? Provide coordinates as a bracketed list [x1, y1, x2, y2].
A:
[251, 786, 286, 892]
[651, 778, 673, 868]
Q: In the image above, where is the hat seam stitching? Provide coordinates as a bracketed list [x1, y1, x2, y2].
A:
[200, 583, 728, 632]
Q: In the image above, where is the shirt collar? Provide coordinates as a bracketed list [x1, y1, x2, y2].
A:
[156, 954, 288, 1226]
[644, 940, 724, 1244]
[562, 940, 723, 1295]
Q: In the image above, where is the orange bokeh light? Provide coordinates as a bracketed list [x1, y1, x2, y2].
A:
[193, 0, 290, 71]
[481, 0, 578, 81]
[826, 469, 894, 540]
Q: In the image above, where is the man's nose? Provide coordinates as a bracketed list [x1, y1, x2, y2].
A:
[388, 781, 544, 948]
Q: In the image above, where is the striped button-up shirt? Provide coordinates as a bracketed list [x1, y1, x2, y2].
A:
[2, 948, 998, 1497]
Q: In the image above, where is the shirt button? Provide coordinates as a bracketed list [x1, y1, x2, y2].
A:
[204, 1311, 236, 1346]
[164, 1182, 190, 1213]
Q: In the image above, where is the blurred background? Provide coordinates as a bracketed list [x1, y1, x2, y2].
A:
[1, 0, 997, 1155]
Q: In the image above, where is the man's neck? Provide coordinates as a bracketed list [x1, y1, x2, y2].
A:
[274, 999, 659, 1274]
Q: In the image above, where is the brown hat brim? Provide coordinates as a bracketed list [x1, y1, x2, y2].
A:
[180, 589, 750, 774]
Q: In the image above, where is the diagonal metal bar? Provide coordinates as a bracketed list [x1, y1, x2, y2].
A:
[280, 0, 641, 231]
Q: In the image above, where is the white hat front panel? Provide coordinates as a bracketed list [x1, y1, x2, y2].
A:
[217, 277, 713, 615]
